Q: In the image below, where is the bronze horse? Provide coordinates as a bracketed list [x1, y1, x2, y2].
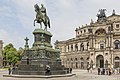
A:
[34, 4, 50, 30]
[97, 9, 106, 19]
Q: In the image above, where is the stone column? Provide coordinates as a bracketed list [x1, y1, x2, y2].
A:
[89, 36, 93, 48]
[84, 60, 87, 69]
[108, 35, 110, 48]
[93, 37, 95, 48]
[106, 36, 109, 47]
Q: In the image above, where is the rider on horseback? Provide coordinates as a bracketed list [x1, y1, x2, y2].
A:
[40, 4, 46, 23]
[34, 4, 50, 31]
[97, 9, 106, 23]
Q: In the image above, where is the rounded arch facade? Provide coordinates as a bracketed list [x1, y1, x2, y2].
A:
[114, 56, 120, 68]
[114, 40, 120, 49]
[63, 56, 89, 69]
[95, 28, 106, 35]
[96, 55, 104, 68]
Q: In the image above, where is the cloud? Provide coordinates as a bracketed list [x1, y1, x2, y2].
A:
[0, 28, 24, 48]
[0, 29, 10, 41]
[0, 29, 14, 47]
[1, 0, 120, 49]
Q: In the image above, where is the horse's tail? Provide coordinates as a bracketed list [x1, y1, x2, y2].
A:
[47, 17, 50, 28]
[48, 20, 50, 28]
[46, 16, 50, 28]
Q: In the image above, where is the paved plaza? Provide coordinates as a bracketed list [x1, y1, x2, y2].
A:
[0, 69, 120, 80]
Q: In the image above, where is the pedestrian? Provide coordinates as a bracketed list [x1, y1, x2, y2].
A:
[90, 67, 92, 73]
[101, 68, 103, 75]
[8, 66, 11, 75]
[117, 68, 119, 74]
[67, 68, 69, 73]
[109, 68, 111, 75]
[106, 68, 109, 75]
[98, 67, 100, 75]
[87, 66, 90, 72]
[112, 68, 115, 74]
[45, 65, 51, 75]
[119, 68, 120, 74]
[114, 68, 117, 74]
[103, 68, 105, 75]
[70, 68, 72, 73]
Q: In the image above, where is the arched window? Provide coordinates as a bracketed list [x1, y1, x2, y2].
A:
[86, 57, 89, 68]
[71, 58, 73, 68]
[108, 26, 113, 32]
[67, 58, 69, 61]
[90, 60, 93, 68]
[95, 28, 106, 35]
[84, 29, 86, 33]
[75, 58, 78, 68]
[71, 45, 73, 51]
[75, 44, 78, 51]
[80, 57, 83, 60]
[80, 57, 84, 69]
[115, 56, 120, 60]
[114, 40, 120, 49]
[68, 45, 69, 51]
[86, 57, 89, 60]
[75, 58, 77, 61]
[116, 24, 119, 28]
[87, 42, 89, 50]
[88, 29, 93, 33]
[80, 43, 84, 51]
[76, 62, 78, 68]
[114, 56, 120, 68]
[100, 44, 104, 49]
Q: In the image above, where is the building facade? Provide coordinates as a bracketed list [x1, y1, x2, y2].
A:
[56, 10, 120, 69]
[0, 40, 3, 67]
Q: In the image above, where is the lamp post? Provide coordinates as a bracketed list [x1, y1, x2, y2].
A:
[24, 37, 29, 65]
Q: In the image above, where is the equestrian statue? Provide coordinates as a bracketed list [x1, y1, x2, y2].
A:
[34, 4, 50, 31]
[97, 9, 106, 23]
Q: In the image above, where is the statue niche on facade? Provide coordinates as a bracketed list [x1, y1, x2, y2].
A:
[34, 4, 50, 31]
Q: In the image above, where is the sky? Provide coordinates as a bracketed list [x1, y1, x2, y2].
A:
[0, 0, 120, 49]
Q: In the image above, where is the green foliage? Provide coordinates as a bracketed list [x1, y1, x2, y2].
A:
[17, 47, 24, 61]
[3, 43, 24, 66]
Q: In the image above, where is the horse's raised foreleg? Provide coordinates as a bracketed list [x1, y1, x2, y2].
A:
[42, 20, 47, 31]
[44, 26, 47, 31]
[40, 22, 42, 29]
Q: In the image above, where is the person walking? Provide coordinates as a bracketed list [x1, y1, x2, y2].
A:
[98, 67, 101, 75]
[106, 68, 109, 75]
[45, 65, 51, 75]
[8, 66, 11, 75]
[101, 68, 103, 75]
[109, 68, 111, 75]
[103, 68, 105, 75]
[90, 67, 93, 73]
[70, 68, 72, 73]
[87, 66, 90, 72]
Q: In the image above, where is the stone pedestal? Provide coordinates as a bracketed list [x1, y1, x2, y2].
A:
[12, 28, 67, 75]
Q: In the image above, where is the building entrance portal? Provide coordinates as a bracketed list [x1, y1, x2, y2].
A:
[96, 55, 104, 68]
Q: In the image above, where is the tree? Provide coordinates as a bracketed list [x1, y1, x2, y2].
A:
[17, 47, 24, 61]
[3, 43, 17, 66]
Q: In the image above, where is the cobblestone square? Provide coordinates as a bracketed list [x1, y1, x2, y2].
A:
[0, 69, 120, 80]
